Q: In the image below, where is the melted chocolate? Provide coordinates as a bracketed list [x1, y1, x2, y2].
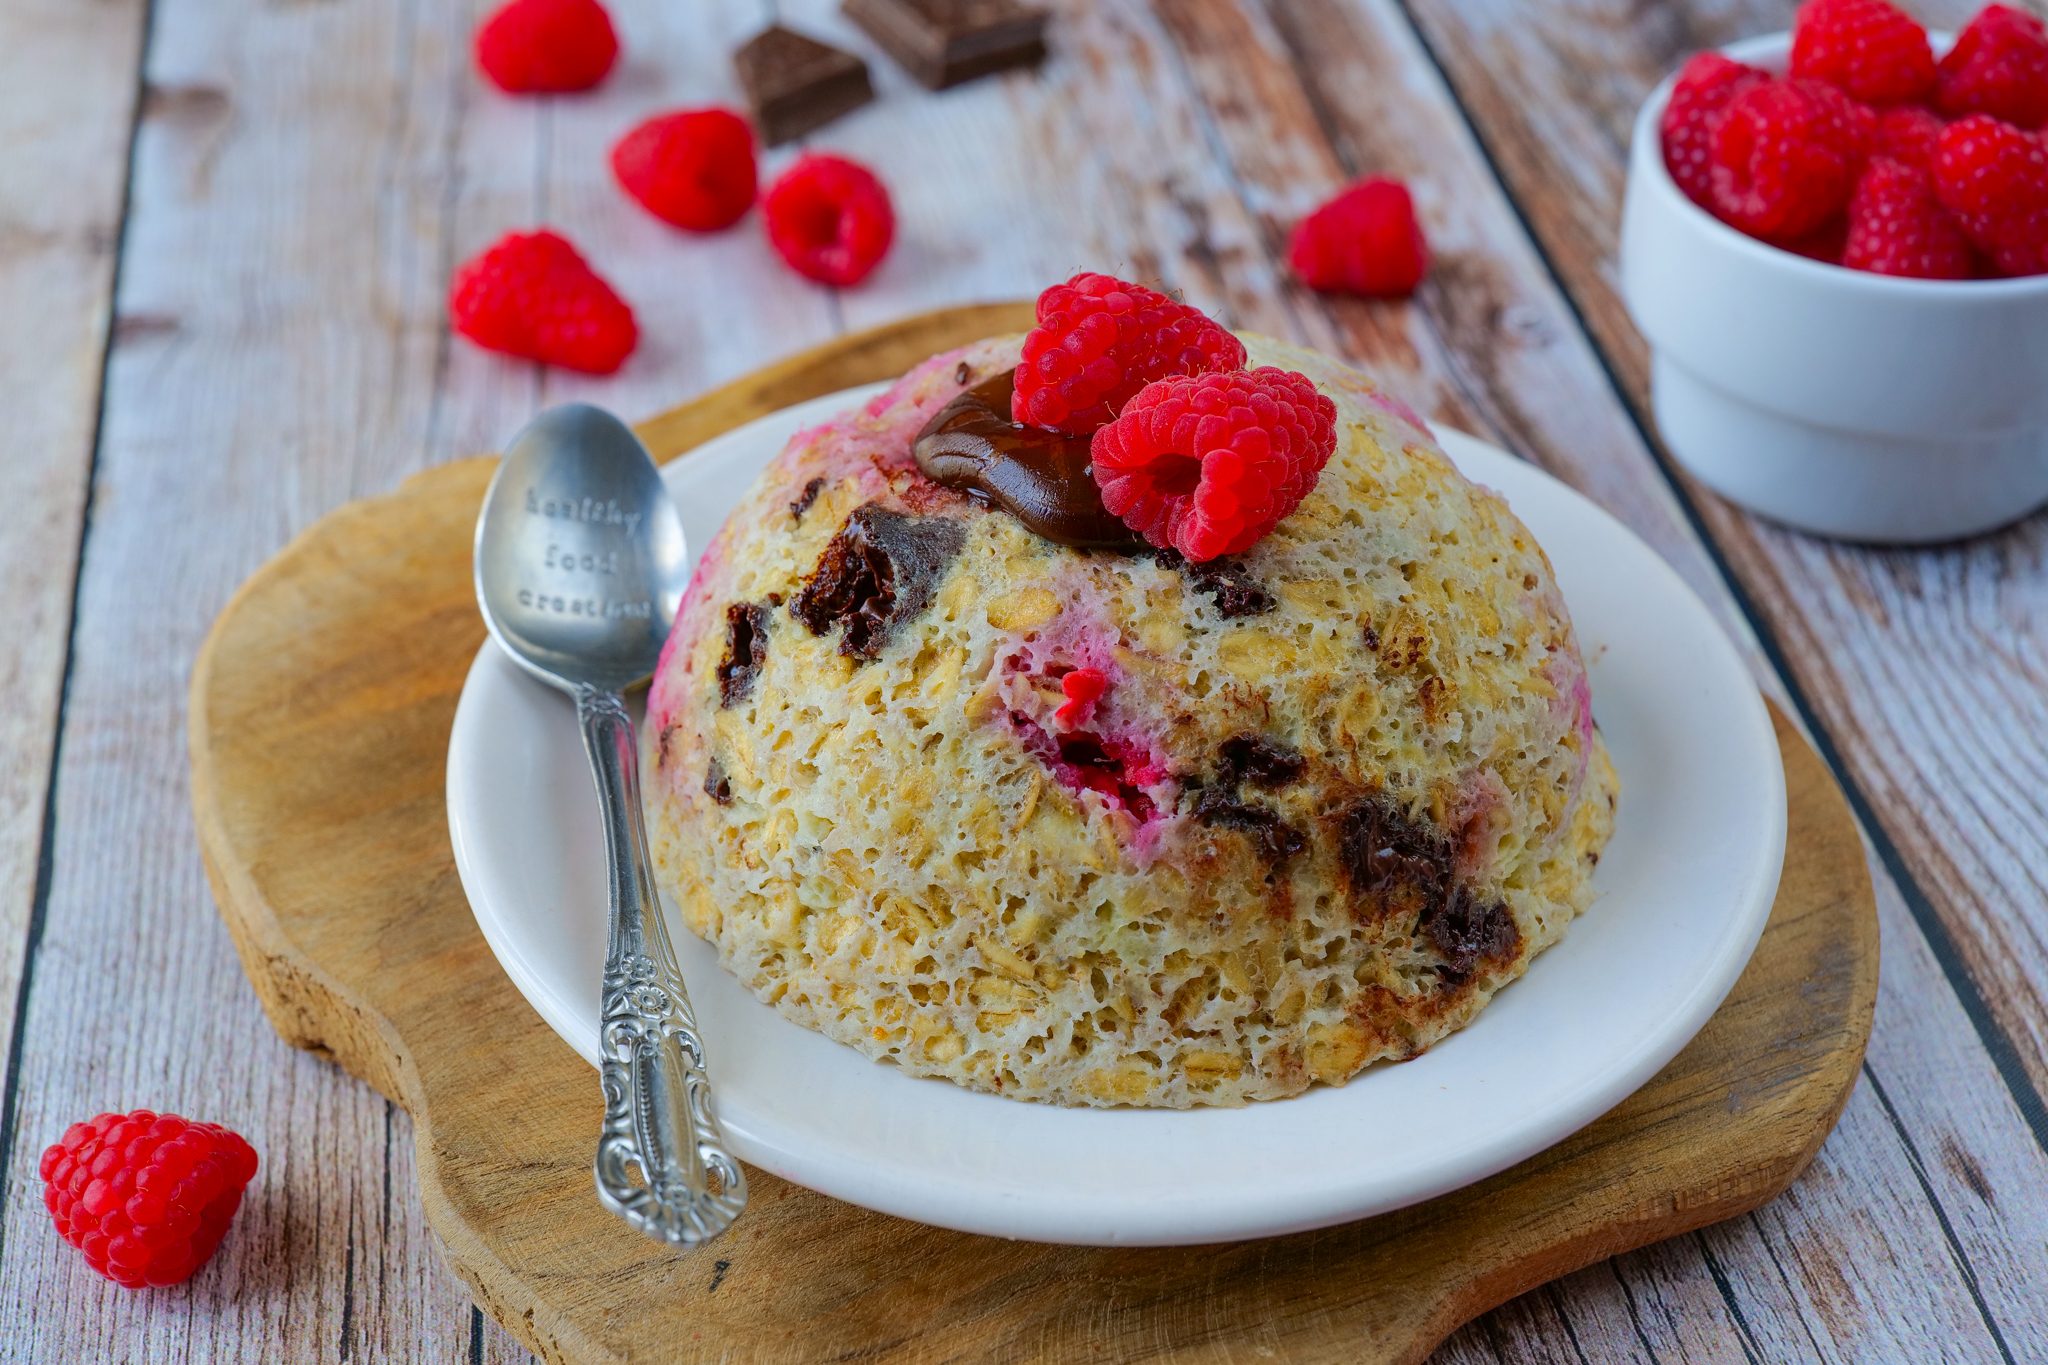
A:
[1338, 796, 1454, 922]
[716, 602, 769, 707]
[1424, 888, 1519, 983]
[912, 370, 1144, 551]
[1192, 787, 1305, 868]
[1216, 735, 1305, 790]
[790, 503, 965, 660]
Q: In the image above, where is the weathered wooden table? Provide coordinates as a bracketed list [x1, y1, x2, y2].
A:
[5, 0, 2043, 1359]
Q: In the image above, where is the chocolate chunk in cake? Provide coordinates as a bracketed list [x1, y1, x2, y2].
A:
[1338, 796, 1454, 922]
[735, 25, 874, 146]
[792, 504, 965, 660]
[1216, 735, 1305, 790]
[1423, 888, 1520, 982]
[716, 602, 771, 707]
[1153, 549, 1275, 618]
[789, 476, 827, 521]
[842, 0, 1047, 90]
[1192, 788, 1305, 868]
[704, 757, 734, 806]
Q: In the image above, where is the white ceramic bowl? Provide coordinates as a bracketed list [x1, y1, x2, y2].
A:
[1620, 32, 2048, 543]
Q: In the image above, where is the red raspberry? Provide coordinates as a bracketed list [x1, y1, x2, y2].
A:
[1286, 178, 1429, 298]
[1843, 158, 1977, 277]
[1874, 105, 1946, 167]
[1932, 113, 2048, 275]
[1783, 218, 1851, 264]
[611, 109, 757, 232]
[41, 1110, 258, 1289]
[1054, 668, 1109, 729]
[1710, 78, 1874, 240]
[761, 154, 894, 287]
[1012, 273, 1247, 435]
[1937, 4, 2048, 130]
[450, 229, 637, 374]
[1789, 0, 1935, 105]
[1090, 367, 1337, 562]
[475, 0, 618, 94]
[1661, 53, 1772, 206]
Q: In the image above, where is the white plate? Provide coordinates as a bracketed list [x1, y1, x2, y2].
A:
[447, 383, 1786, 1246]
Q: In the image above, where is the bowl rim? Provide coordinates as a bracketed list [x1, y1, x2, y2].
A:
[1632, 29, 2048, 300]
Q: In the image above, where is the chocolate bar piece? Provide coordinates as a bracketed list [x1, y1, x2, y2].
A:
[842, 0, 1048, 91]
[735, 25, 875, 146]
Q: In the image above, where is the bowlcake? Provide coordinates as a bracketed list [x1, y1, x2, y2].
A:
[645, 327, 1616, 1108]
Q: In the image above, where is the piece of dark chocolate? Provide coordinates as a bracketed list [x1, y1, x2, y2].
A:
[735, 24, 875, 146]
[843, 0, 1047, 91]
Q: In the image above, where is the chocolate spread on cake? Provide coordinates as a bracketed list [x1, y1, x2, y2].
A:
[912, 369, 1144, 552]
[791, 503, 965, 660]
[715, 602, 770, 706]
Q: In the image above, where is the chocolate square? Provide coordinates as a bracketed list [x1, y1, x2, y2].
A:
[735, 24, 875, 146]
[843, 0, 1048, 91]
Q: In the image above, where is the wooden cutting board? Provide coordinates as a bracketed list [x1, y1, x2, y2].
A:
[189, 302, 1877, 1365]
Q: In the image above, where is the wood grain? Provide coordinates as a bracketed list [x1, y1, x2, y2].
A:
[5, 0, 2043, 1357]
[0, 0, 148, 1109]
[190, 305, 1877, 1365]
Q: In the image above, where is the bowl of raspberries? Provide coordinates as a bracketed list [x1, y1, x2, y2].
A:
[1620, 0, 2048, 543]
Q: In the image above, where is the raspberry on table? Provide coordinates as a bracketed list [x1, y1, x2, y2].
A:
[1873, 105, 1947, 167]
[474, 0, 618, 94]
[1286, 177, 1429, 298]
[1661, 53, 1771, 206]
[1932, 113, 2048, 275]
[1090, 367, 1338, 563]
[1843, 157, 1977, 277]
[450, 229, 638, 374]
[1011, 273, 1247, 436]
[41, 1110, 258, 1289]
[761, 154, 895, 287]
[611, 108, 758, 232]
[1710, 77, 1874, 240]
[1937, 4, 2048, 130]
[1788, 0, 1935, 105]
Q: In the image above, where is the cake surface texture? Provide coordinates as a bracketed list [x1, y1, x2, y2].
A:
[645, 332, 1617, 1107]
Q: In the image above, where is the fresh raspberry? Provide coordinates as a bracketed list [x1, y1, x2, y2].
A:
[450, 229, 637, 374]
[1661, 53, 1772, 206]
[474, 0, 618, 94]
[1783, 218, 1851, 264]
[761, 154, 894, 287]
[1932, 113, 2048, 275]
[1054, 668, 1109, 729]
[41, 1111, 258, 1289]
[1286, 178, 1429, 298]
[1710, 78, 1874, 240]
[1937, 4, 2048, 130]
[1874, 105, 1947, 167]
[1011, 273, 1247, 435]
[1789, 0, 1935, 105]
[1090, 367, 1337, 562]
[1843, 158, 1977, 277]
[611, 109, 757, 232]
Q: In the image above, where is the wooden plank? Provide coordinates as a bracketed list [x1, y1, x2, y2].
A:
[0, 0, 519, 1357]
[0, 0, 147, 1139]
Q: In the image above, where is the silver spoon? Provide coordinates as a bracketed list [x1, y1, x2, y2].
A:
[474, 403, 746, 1248]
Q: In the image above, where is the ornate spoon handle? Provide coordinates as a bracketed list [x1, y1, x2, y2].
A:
[576, 685, 747, 1247]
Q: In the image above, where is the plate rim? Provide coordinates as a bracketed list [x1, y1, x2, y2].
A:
[447, 382, 1787, 1245]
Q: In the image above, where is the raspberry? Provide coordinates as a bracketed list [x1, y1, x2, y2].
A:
[1784, 218, 1851, 264]
[474, 0, 618, 94]
[1090, 367, 1337, 562]
[1054, 668, 1108, 729]
[1874, 105, 1946, 167]
[1932, 113, 2048, 275]
[1661, 53, 1772, 206]
[1710, 78, 1874, 240]
[1843, 158, 1977, 277]
[1789, 0, 1935, 105]
[41, 1111, 258, 1289]
[611, 109, 757, 232]
[1286, 178, 1429, 298]
[761, 154, 894, 287]
[450, 229, 637, 374]
[1937, 4, 2048, 130]
[1011, 273, 1247, 435]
